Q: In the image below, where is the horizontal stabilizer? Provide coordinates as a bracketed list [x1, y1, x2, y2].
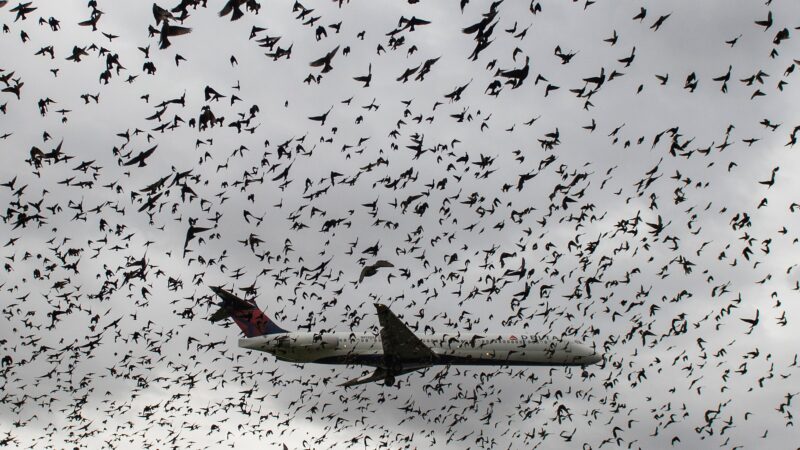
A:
[209, 286, 256, 322]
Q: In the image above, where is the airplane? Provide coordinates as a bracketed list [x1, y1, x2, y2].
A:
[209, 286, 603, 387]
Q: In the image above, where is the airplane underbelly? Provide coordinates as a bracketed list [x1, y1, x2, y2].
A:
[436, 348, 584, 366]
[280, 346, 341, 363]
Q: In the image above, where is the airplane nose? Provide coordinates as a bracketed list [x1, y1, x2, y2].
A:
[585, 352, 602, 365]
[576, 343, 602, 365]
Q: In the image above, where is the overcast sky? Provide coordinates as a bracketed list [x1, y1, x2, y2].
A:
[1, 0, 799, 449]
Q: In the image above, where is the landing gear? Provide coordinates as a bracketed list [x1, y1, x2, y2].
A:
[383, 354, 400, 387]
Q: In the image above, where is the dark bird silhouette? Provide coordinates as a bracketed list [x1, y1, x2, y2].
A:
[65, 46, 89, 62]
[618, 47, 635, 67]
[184, 223, 212, 257]
[219, 0, 250, 21]
[604, 29, 618, 45]
[754, 11, 772, 31]
[740, 309, 759, 334]
[397, 65, 419, 83]
[415, 57, 440, 81]
[496, 56, 530, 88]
[122, 145, 157, 167]
[152, 3, 174, 25]
[78, 9, 103, 31]
[309, 46, 340, 73]
[353, 64, 372, 87]
[308, 106, 333, 125]
[757, 167, 778, 188]
[650, 13, 671, 31]
[358, 260, 394, 282]
[150, 21, 192, 49]
[725, 34, 742, 47]
[10, 2, 36, 21]
[1, 81, 23, 99]
[395, 16, 431, 33]
[712, 65, 732, 93]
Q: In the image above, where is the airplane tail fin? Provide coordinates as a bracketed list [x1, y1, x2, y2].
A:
[209, 286, 287, 337]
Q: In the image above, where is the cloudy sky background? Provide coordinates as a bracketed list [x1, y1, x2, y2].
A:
[1, 0, 799, 448]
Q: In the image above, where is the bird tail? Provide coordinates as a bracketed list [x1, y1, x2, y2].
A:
[209, 286, 287, 337]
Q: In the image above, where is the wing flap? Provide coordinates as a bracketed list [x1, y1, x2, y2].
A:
[339, 366, 429, 387]
[339, 367, 388, 387]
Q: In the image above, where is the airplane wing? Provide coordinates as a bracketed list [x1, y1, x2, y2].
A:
[375, 303, 437, 362]
[339, 367, 388, 387]
[339, 366, 427, 388]
[339, 305, 437, 387]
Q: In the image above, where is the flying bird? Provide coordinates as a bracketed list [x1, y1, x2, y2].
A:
[309, 45, 340, 73]
[122, 145, 158, 167]
[358, 260, 395, 282]
[150, 21, 192, 49]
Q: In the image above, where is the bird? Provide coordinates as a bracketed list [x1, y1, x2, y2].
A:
[78, 8, 103, 31]
[2, 81, 23, 99]
[358, 260, 394, 282]
[754, 11, 772, 30]
[65, 46, 89, 62]
[219, 0, 260, 21]
[740, 309, 760, 334]
[650, 13, 671, 31]
[757, 167, 779, 188]
[353, 64, 372, 87]
[604, 29, 618, 45]
[308, 106, 333, 125]
[122, 145, 157, 167]
[153, 21, 192, 49]
[309, 46, 340, 73]
[9, 2, 37, 21]
[183, 222, 212, 257]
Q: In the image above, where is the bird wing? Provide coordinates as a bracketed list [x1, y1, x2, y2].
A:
[141, 144, 158, 158]
[152, 4, 173, 24]
[309, 56, 327, 67]
[165, 24, 192, 37]
[358, 266, 369, 283]
[219, 0, 234, 17]
[123, 153, 142, 166]
[309, 46, 339, 67]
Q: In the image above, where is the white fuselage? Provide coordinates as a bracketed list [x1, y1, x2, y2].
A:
[239, 332, 602, 368]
